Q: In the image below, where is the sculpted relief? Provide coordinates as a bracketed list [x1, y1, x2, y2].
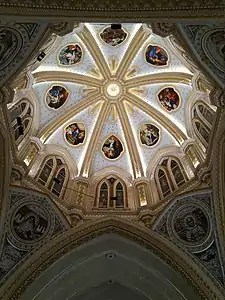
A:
[13, 204, 49, 242]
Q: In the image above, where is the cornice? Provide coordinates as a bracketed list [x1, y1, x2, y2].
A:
[0, 1, 224, 20]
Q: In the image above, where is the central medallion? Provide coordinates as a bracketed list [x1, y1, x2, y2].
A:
[105, 81, 122, 99]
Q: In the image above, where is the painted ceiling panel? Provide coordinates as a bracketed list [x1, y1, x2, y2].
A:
[90, 110, 133, 177]
[33, 31, 98, 77]
[33, 81, 88, 129]
[125, 103, 178, 175]
[26, 23, 207, 180]
[86, 23, 142, 71]
[130, 31, 192, 77]
[45, 102, 101, 173]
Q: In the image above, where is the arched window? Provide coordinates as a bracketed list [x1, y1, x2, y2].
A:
[37, 156, 69, 197]
[158, 168, 171, 197]
[156, 157, 187, 199]
[170, 159, 185, 187]
[38, 158, 53, 185]
[97, 177, 126, 209]
[192, 101, 215, 148]
[52, 168, 66, 197]
[115, 182, 124, 208]
[10, 99, 33, 143]
[99, 182, 109, 208]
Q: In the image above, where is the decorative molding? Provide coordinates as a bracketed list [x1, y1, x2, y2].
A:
[209, 88, 225, 107]
[50, 22, 75, 37]
[0, 2, 224, 19]
[151, 22, 176, 38]
[0, 186, 70, 286]
[154, 189, 224, 287]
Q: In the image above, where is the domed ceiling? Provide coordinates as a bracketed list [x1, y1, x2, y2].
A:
[30, 23, 197, 180]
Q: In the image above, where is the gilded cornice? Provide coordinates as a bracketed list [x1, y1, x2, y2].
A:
[0, 1, 224, 19]
[1, 217, 224, 300]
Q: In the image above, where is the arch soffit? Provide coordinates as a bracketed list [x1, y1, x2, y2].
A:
[1, 216, 222, 300]
[176, 24, 223, 90]
[211, 109, 225, 250]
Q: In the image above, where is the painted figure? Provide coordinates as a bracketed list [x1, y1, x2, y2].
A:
[184, 216, 206, 242]
[58, 44, 82, 65]
[100, 27, 127, 46]
[145, 45, 168, 66]
[102, 135, 123, 159]
[174, 207, 208, 244]
[158, 87, 180, 111]
[99, 193, 108, 208]
[46, 85, 69, 109]
[140, 124, 160, 146]
[65, 123, 85, 146]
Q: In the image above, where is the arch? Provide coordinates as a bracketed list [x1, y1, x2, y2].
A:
[97, 180, 110, 208]
[36, 155, 69, 198]
[95, 176, 127, 209]
[9, 98, 33, 145]
[90, 166, 133, 187]
[9, 87, 41, 137]
[115, 181, 125, 208]
[0, 217, 223, 300]
[191, 100, 215, 150]
[156, 166, 172, 198]
[29, 144, 78, 179]
[155, 156, 188, 200]
[147, 145, 189, 179]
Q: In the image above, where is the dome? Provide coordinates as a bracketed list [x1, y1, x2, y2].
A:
[12, 23, 215, 209]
